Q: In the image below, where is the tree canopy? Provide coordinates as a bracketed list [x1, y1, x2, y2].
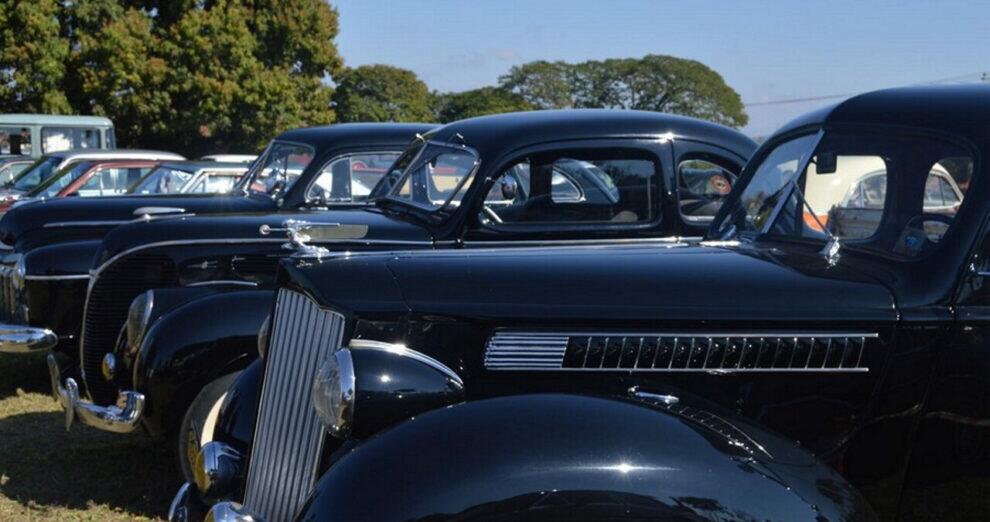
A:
[0, 0, 343, 155]
[432, 87, 535, 123]
[332, 64, 434, 123]
[500, 55, 748, 127]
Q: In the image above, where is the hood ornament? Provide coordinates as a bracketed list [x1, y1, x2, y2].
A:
[260, 220, 370, 259]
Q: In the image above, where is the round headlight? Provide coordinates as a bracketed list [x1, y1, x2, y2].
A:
[125, 290, 154, 352]
[257, 314, 271, 359]
[311, 349, 355, 438]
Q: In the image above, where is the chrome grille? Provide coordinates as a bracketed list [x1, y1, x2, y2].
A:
[0, 265, 19, 322]
[485, 331, 876, 372]
[243, 289, 345, 521]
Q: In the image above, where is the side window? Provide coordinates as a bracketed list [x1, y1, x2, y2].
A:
[77, 167, 129, 196]
[481, 150, 659, 226]
[307, 152, 401, 204]
[42, 127, 101, 153]
[0, 127, 32, 155]
[677, 159, 738, 224]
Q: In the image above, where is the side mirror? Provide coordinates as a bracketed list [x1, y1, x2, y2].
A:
[500, 177, 518, 200]
[815, 152, 837, 174]
[269, 171, 287, 197]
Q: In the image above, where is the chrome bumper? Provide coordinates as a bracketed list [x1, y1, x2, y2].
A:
[168, 483, 262, 522]
[0, 322, 57, 353]
[46, 354, 145, 433]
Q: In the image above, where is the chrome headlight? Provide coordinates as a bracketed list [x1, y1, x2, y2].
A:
[125, 290, 154, 352]
[311, 349, 355, 437]
[257, 314, 271, 359]
[312, 342, 464, 439]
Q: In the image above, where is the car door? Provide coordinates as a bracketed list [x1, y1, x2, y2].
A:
[460, 138, 675, 245]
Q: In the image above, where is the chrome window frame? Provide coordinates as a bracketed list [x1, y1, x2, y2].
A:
[382, 140, 481, 214]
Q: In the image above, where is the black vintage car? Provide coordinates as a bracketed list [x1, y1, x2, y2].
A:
[173, 85, 990, 521]
[49, 110, 755, 484]
[0, 124, 431, 361]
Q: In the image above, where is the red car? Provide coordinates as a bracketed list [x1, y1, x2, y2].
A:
[0, 160, 159, 213]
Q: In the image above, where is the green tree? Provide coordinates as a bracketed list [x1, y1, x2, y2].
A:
[333, 64, 434, 123]
[0, 0, 72, 113]
[498, 60, 573, 109]
[0, 0, 342, 155]
[432, 86, 534, 123]
[500, 55, 748, 127]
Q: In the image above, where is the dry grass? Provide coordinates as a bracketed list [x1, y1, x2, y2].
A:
[0, 353, 178, 521]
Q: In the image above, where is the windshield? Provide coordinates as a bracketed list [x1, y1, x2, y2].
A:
[716, 130, 974, 259]
[129, 166, 194, 195]
[10, 156, 64, 191]
[29, 161, 99, 198]
[386, 142, 479, 211]
[239, 142, 314, 196]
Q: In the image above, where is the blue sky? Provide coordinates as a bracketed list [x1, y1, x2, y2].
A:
[333, 0, 990, 137]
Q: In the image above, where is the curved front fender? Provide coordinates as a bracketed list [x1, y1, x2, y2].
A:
[132, 289, 272, 437]
[297, 394, 875, 521]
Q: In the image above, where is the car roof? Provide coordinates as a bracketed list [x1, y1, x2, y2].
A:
[155, 160, 250, 172]
[274, 123, 438, 152]
[427, 109, 757, 160]
[774, 84, 990, 144]
[46, 149, 185, 161]
[0, 114, 114, 126]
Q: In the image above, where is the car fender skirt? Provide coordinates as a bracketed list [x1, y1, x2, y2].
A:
[297, 394, 876, 521]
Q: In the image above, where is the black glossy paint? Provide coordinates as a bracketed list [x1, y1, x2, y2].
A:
[85, 111, 754, 439]
[225, 86, 990, 521]
[131, 289, 273, 437]
[296, 394, 875, 522]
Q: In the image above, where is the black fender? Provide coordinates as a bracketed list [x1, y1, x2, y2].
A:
[132, 289, 272, 437]
[297, 394, 876, 521]
[213, 357, 262, 454]
[19, 240, 99, 355]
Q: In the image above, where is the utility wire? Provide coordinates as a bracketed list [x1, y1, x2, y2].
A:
[744, 71, 989, 107]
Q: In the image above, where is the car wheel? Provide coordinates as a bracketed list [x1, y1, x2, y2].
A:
[177, 371, 242, 485]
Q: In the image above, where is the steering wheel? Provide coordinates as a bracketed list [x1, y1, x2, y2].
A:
[481, 205, 503, 224]
[896, 213, 954, 255]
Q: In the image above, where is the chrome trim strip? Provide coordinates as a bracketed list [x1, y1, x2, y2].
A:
[461, 236, 702, 247]
[43, 220, 129, 228]
[132, 206, 185, 216]
[24, 274, 89, 281]
[349, 339, 464, 387]
[185, 280, 259, 288]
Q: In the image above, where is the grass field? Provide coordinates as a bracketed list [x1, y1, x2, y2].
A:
[0, 353, 177, 521]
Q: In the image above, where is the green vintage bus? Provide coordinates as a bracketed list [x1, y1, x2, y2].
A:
[0, 114, 115, 159]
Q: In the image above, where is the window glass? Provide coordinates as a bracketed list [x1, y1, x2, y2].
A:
[721, 131, 974, 259]
[130, 167, 194, 195]
[244, 142, 314, 196]
[41, 127, 101, 153]
[0, 127, 32, 155]
[11, 156, 63, 191]
[307, 152, 401, 204]
[30, 161, 96, 198]
[388, 145, 478, 210]
[730, 134, 818, 234]
[678, 159, 737, 223]
[187, 172, 241, 194]
[74, 167, 130, 196]
[482, 151, 658, 225]
[0, 161, 30, 185]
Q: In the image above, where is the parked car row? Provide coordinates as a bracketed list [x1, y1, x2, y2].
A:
[0, 85, 987, 521]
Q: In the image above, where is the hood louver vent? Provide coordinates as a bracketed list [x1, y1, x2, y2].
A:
[485, 331, 875, 372]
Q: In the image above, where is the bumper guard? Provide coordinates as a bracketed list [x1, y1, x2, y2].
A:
[0, 322, 57, 353]
[46, 354, 146, 433]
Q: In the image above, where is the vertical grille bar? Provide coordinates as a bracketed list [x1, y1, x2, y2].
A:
[243, 289, 345, 522]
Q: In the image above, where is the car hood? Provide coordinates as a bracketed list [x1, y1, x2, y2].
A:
[295, 242, 896, 323]
[0, 194, 271, 249]
[94, 207, 433, 266]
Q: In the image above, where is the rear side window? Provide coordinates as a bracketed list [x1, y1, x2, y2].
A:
[0, 127, 32, 155]
[677, 159, 737, 223]
[307, 152, 401, 204]
[482, 149, 659, 225]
